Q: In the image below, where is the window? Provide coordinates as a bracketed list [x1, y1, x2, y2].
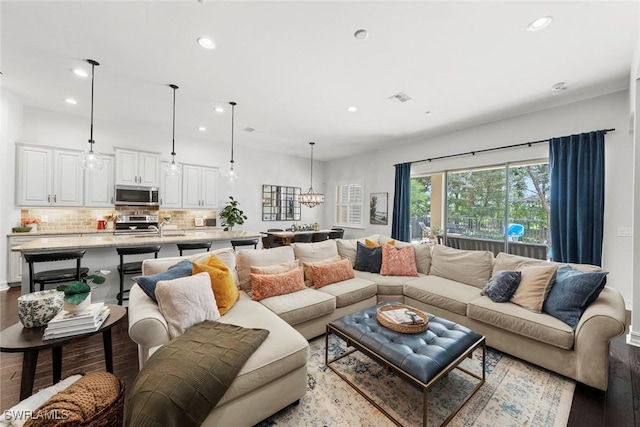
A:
[335, 180, 364, 227]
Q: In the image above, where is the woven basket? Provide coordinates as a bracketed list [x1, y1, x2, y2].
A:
[80, 375, 125, 427]
[376, 304, 429, 334]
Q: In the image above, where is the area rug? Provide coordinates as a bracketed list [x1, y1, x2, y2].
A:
[257, 335, 575, 427]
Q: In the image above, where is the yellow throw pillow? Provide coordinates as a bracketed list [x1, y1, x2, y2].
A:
[193, 255, 239, 315]
[365, 238, 395, 248]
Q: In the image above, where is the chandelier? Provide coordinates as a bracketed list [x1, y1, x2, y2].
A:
[298, 142, 324, 208]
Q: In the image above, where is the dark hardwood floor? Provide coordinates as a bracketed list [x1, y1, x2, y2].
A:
[1, 286, 639, 426]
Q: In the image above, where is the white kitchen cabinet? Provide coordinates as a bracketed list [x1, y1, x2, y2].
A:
[160, 161, 182, 208]
[114, 148, 160, 187]
[182, 164, 218, 209]
[85, 155, 115, 207]
[16, 144, 83, 206]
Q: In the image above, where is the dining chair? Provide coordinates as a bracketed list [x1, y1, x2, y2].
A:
[328, 229, 344, 239]
[311, 232, 329, 242]
[292, 233, 313, 243]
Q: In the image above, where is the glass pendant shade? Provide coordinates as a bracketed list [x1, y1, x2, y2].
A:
[80, 59, 104, 171]
[164, 84, 182, 176]
[224, 101, 239, 182]
[299, 142, 324, 208]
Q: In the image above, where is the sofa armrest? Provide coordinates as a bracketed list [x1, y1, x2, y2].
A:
[128, 284, 171, 352]
[574, 286, 626, 390]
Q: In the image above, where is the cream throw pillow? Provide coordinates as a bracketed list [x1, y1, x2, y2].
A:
[250, 259, 300, 275]
[236, 246, 295, 292]
[429, 245, 493, 288]
[510, 264, 559, 312]
[155, 272, 221, 338]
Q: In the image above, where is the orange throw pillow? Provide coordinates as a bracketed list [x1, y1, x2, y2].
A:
[251, 267, 306, 301]
[193, 255, 239, 315]
[381, 244, 418, 276]
[310, 258, 356, 289]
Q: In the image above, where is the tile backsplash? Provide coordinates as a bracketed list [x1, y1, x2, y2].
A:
[20, 208, 217, 232]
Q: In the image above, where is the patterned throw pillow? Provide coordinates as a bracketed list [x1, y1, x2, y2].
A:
[302, 257, 340, 286]
[310, 258, 356, 289]
[354, 242, 382, 273]
[192, 255, 239, 315]
[251, 267, 306, 301]
[155, 272, 221, 338]
[380, 244, 418, 276]
[133, 260, 193, 302]
[543, 266, 608, 329]
[482, 270, 522, 302]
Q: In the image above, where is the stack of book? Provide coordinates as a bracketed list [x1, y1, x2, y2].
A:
[43, 302, 110, 340]
[378, 308, 426, 325]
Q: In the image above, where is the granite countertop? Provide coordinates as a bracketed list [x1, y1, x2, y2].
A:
[7, 226, 219, 237]
[11, 230, 263, 252]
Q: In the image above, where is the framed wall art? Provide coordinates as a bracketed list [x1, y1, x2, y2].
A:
[369, 192, 388, 225]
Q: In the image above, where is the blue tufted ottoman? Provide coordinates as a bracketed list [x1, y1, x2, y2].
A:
[326, 302, 485, 427]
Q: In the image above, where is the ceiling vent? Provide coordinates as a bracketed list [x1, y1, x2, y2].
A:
[388, 91, 412, 103]
[244, 127, 255, 133]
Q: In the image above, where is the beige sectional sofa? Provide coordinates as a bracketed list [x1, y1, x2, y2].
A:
[128, 234, 626, 425]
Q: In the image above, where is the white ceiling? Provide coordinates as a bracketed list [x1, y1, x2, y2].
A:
[1, 1, 638, 161]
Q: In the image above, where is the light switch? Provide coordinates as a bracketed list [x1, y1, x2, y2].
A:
[41, 215, 48, 223]
[617, 227, 632, 237]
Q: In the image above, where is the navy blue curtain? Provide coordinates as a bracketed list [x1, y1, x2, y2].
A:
[550, 130, 605, 266]
[391, 162, 411, 241]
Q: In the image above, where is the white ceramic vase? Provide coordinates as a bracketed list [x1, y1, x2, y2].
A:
[64, 293, 91, 313]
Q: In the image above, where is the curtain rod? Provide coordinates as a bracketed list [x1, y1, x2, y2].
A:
[397, 128, 615, 166]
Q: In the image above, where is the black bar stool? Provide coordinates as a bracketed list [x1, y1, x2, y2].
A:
[23, 250, 89, 293]
[177, 241, 212, 256]
[115, 245, 161, 305]
[230, 239, 259, 251]
[311, 232, 329, 242]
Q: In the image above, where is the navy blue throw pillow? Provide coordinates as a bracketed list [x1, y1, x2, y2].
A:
[482, 270, 521, 303]
[543, 266, 607, 329]
[133, 260, 193, 302]
[354, 242, 382, 273]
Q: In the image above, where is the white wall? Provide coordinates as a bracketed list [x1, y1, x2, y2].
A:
[1, 88, 24, 290]
[325, 90, 634, 304]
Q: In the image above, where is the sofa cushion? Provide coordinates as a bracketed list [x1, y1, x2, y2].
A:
[482, 270, 522, 303]
[310, 258, 355, 288]
[155, 272, 221, 338]
[215, 294, 309, 406]
[510, 264, 558, 313]
[403, 275, 482, 316]
[542, 266, 608, 329]
[353, 271, 423, 295]
[250, 259, 299, 275]
[193, 255, 239, 315]
[354, 242, 382, 273]
[493, 252, 602, 277]
[468, 295, 574, 349]
[335, 235, 380, 266]
[259, 288, 336, 326]
[429, 245, 493, 288]
[292, 239, 339, 263]
[315, 277, 377, 308]
[133, 260, 193, 302]
[250, 267, 306, 301]
[381, 244, 418, 276]
[236, 246, 295, 292]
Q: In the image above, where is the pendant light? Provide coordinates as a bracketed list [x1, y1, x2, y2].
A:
[224, 101, 239, 182]
[164, 84, 182, 176]
[299, 142, 324, 208]
[79, 59, 104, 170]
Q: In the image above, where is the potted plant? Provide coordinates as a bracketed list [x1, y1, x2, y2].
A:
[56, 271, 107, 313]
[219, 196, 248, 231]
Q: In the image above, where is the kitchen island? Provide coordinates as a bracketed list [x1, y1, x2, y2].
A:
[11, 230, 263, 304]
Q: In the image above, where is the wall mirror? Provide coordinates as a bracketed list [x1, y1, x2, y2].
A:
[262, 185, 301, 221]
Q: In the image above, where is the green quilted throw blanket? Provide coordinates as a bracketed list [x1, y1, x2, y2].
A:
[125, 321, 269, 427]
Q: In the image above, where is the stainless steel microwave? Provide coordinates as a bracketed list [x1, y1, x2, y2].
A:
[114, 185, 160, 206]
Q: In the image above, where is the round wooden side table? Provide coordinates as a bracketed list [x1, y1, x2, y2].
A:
[0, 304, 126, 400]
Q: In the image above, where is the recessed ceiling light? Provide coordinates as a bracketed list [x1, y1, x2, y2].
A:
[354, 29, 368, 40]
[197, 36, 215, 49]
[347, 106, 358, 112]
[64, 98, 77, 105]
[425, 111, 433, 116]
[551, 81, 567, 95]
[71, 68, 88, 78]
[214, 106, 224, 113]
[526, 16, 553, 32]
[198, 126, 206, 131]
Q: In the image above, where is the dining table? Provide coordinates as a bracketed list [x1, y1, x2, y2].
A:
[266, 230, 334, 245]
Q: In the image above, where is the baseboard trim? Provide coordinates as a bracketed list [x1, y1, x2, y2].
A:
[0, 281, 9, 291]
[626, 327, 640, 348]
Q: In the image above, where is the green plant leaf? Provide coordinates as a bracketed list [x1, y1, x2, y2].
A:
[86, 274, 106, 284]
[65, 292, 89, 305]
[63, 282, 91, 295]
